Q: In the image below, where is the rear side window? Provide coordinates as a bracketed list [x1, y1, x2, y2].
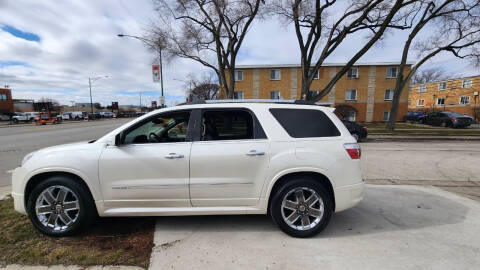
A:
[270, 108, 340, 138]
[202, 110, 253, 141]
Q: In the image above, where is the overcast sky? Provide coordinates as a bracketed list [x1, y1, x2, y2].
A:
[0, 0, 477, 106]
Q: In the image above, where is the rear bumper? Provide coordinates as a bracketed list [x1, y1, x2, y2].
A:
[334, 180, 365, 212]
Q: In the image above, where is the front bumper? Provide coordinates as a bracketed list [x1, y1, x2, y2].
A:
[334, 180, 365, 212]
[11, 167, 28, 215]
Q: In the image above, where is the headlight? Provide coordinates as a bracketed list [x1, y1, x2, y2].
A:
[21, 152, 36, 166]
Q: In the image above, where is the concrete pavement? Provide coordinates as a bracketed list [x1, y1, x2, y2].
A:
[361, 141, 480, 182]
[150, 185, 480, 270]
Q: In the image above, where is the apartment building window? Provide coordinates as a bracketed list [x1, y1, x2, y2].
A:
[460, 96, 470, 105]
[270, 91, 281, 99]
[408, 100, 411, 105]
[386, 67, 397, 78]
[233, 91, 243, 99]
[462, 79, 472, 88]
[384, 89, 394, 100]
[310, 68, 319, 79]
[234, 70, 243, 81]
[270, 69, 281, 80]
[438, 82, 447, 91]
[417, 99, 425, 107]
[0, 94, 7, 101]
[345, 111, 356, 121]
[382, 111, 391, 121]
[346, 89, 357, 101]
[347, 67, 358, 79]
[437, 98, 445, 105]
[419, 85, 426, 93]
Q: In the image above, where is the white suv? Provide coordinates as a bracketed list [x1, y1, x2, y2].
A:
[12, 101, 364, 238]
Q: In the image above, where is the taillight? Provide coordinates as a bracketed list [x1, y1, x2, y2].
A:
[344, 143, 361, 159]
[362, 126, 367, 130]
[451, 117, 457, 122]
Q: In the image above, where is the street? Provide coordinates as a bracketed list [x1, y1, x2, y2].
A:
[0, 119, 130, 187]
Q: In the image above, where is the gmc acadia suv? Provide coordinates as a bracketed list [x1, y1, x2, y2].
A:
[12, 101, 364, 238]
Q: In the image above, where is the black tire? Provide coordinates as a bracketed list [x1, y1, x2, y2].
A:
[26, 176, 96, 237]
[270, 177, 333, 238]
[13, 118, 18, 124]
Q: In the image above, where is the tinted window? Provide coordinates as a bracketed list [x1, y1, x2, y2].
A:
[202, 110, 254, 141]
[270, 108, 340, 138]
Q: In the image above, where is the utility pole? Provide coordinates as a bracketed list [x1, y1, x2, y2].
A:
[139, 92, 142, 111]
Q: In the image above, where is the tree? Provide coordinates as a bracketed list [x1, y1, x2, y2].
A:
[387, 0, 480, 131]
[186, 74, 220, 101]
[411, 67, 451, 84]
[150, 0, 264, 99]
[270, 0, 416, 101]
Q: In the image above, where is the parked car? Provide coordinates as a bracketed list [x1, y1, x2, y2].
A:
[0, 114, 10, 121]
[87, 112, 101, 119]
[404, 111, 425, 123]
[12, 112, 35, 123]
[341, 120, 368, 141]
[69, 111, 86, 120]
[12, 101, 364, 238]
[99, 111, 116, 118]
[61, 113, 72, 120]
[424, 111, 473, 128]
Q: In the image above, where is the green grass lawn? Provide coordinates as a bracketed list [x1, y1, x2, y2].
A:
[0, 197, 154, 268]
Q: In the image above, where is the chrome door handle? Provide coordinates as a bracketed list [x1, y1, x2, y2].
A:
[164, 153, 184, 159]
[246, 150, 265, 156]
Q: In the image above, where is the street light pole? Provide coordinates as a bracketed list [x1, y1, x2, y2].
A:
[89, 78, 93, 114]
[159, 49, 165, 107]
[117, 33, 165, 107]
[88, 76, 108, 114]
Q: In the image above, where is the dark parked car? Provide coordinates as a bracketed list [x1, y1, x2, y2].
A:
[424, 111, 473, 128]
[341, 120, 368, 141]
[404, 111, 425, 123]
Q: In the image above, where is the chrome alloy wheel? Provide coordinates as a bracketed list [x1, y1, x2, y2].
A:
[35, 185, 80, 232]
[281, 187, 324, 231]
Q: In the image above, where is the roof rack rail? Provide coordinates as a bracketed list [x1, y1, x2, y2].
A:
[196, 99, 332, 106]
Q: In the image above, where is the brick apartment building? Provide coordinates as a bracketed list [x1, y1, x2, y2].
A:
[0, 88, 14, 114]
[408, 75, 480, 119]
[229, 63, 411, 122]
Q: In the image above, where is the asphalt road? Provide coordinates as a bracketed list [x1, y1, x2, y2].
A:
[0, 119, 131, 187]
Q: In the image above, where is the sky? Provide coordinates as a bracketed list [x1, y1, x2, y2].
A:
[0, 0, 478, 106]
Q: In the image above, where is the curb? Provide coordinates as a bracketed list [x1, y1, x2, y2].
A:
[366, 135, 480, 141]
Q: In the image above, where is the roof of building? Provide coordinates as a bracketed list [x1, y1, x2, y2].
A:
[235, 62, 415, 69]
[411, 74, 480, 86]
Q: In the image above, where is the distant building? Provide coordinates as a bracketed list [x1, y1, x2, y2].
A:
[408, 75, 480, 119]
[0, 88, 14, 114]
[13, 99, 35, 112]
[227, 62, 411, 122]
[75, 102, 92, 107]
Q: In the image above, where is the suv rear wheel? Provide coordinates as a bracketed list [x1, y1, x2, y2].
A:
[270, 177, 333, 238]
[26, 176, 96, 236]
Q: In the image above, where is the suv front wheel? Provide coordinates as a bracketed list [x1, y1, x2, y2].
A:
[270, 177, 333, 238]
[26, 176, 96, 236]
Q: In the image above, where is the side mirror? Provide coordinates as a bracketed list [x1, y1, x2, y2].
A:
[115, 132, 124, 146]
